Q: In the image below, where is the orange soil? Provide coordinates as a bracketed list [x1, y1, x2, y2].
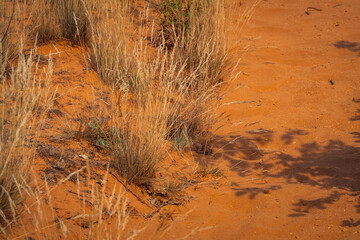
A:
[140, 0, 360, 239]
[8, 0, 360, 239]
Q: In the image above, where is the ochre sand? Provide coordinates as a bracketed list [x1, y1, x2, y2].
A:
[12, 0, 360, 239]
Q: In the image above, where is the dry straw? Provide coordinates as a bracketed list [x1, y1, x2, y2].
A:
[1, 0, 232, 238]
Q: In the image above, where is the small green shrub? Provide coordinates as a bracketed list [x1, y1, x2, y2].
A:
[159, 0, 191, 46]
[86, 118, 114, 149]
[197, 166, 223, 177]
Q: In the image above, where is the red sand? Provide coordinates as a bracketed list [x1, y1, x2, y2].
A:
[10, 0, 360, 239]
[145, 0, 360, 238]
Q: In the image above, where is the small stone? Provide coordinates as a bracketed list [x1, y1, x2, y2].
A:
[263, 189, 270, 194]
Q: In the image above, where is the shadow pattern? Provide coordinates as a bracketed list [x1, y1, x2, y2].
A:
[350, 109, 360, 121]
[350, 132, 360, 143]
[205, 129, 360, 221]
[281, 128, 308, 145]
[231, 184, 282, 199]
[334, 40, 360, 56]
[289, 191, 341, 217]
[268, 140, 360, 192]
[342, 218, 360, 227]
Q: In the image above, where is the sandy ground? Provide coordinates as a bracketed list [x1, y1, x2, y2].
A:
[10, 0, 360, 239]
[147, 0, 360, 239]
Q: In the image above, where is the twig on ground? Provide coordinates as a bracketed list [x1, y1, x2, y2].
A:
[109, 171, 154, 209]
[223, 100, 256, 106]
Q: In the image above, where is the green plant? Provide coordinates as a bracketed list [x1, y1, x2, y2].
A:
[162, 180, 184, 199]
[159, 0, 191, 46]
[197, 166, 223, 178]
[87, 118, 113, 148]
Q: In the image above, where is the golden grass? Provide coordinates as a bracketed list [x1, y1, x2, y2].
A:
[159, 0, 227, 87]
[33, 0, 92, 45]
[70, 0, 225, 186]
[0, 0, 233, 237]
[2, 167, 132, 239]
[0, 0, 29, 72]
[88, 0, 133, 87]
[0, 45, 54, 227]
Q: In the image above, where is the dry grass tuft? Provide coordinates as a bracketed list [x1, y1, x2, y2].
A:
[1, 0, 236, 236]
[84, 0, 226, 184]
[0, 45, 53, 227]
[33, 0, 92, 45]
[54, 0, 91, 45]
[159, 0, 227, 87]
[2, 167, 131, 239]
[88, 0, 133, 86]
[0, 0, 29, 73]
[32, 0, 59, 43]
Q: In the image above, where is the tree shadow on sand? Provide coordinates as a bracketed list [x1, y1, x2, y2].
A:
[288, 191, 342, 217]
[342, 218, 360, 227]
[280, 128, 308, 145]
[268, 140, 360, 192]
[350, 132, 360, 143]
[350, 98, 360, 121]
[334, 40, 360, 56]
[268, 140, 360, 219]
[196, 127, 360, 222]
[350, 109, 360, 121]
[208, 129, 276, 177]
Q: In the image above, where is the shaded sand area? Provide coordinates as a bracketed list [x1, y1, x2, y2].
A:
[5, 0, 360, 239]
[146, 0, 360, 239]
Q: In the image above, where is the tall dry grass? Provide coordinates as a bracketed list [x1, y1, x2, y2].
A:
[32, 0, 59, 43]
[33, 0, 92, 45]
[88, 0, 133, 87]
[83, 0, 226, 185]
[89, 43, 221, 185]
[0, 0, 231, 236]
[2, 166, 131, 239]
[0, 44, 54, 228]
[159, 0, 227, 87]
[0, 0, 53, 231]
[0, 0, 29, 73]
[54, 0, 91, 44]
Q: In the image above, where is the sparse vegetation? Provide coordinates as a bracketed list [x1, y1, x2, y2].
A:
[0, 46, 53, 226]
[1, 0, 28, 73]
[197, 166, 223, 178]
[162, 180, 185, 199]
[34, 0, 91, 44]
[88, 0, 133, 86]
[159, 0, 227, 87]
[0, 0, 230, 238]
